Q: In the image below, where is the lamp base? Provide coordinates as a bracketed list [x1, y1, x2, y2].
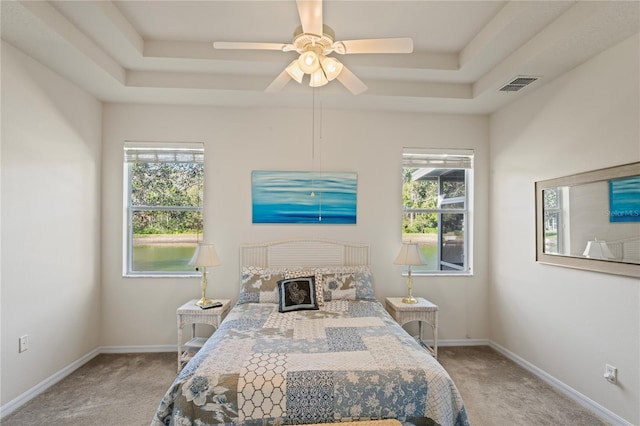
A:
[402, 296, 418, 304]
[195, 297, 215, 307]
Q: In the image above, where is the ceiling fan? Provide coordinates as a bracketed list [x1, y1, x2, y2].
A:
[213, 0, 413, 95]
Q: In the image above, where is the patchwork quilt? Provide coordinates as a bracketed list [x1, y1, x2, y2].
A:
[152, 300, 469, 426]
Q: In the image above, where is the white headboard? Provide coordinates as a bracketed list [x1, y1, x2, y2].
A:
[607, 237, 640, 264]
[240, 238, 370, 269]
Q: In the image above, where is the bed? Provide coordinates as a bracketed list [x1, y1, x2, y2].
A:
[152, 239, 469, 426]
[606, 237, 640, 264]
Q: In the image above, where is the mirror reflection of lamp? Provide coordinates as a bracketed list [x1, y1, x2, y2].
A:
[582, 238, 614, 259]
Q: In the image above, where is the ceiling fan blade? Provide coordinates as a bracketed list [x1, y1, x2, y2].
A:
[213, 41, 291, 51]
[296, 0, 323, 37]
[336, 65, 367, 95]
[265, 69, 293, 93]
[336, 37, 413, 54]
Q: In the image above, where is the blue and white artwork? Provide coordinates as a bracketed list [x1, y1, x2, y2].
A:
[609, 176, 640, 222]
[252, 171, 357, 224]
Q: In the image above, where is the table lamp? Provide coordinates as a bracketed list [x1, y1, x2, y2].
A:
[189, 243, 222, 306]
[393, 242, 426, 304]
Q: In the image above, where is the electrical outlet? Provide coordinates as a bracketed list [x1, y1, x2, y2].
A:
[19, 335, 29, 353]
[604, 364, 617, 383]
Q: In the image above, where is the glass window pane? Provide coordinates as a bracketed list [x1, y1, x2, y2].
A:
[441, 170, 465, 194]
[440, 170, 465, 209]
[402, 212, 438, 270]
[402, 211, 437, 238]
[441, 213, 465, 268]
[402, 168, 439, 208]
[132, 243, 197, 273]
[130, 162, 203, 207]
[131, 210, 201, 273]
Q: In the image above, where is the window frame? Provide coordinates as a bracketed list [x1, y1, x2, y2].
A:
[401, 148, 474, 276]
[123, 142, 204, 278]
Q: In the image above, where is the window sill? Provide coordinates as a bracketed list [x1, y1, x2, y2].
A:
[123, 274, 199, 279]
[403, 271, 473, 277]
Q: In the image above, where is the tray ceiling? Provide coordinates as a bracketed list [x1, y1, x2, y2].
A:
[1, 1, 638, 114]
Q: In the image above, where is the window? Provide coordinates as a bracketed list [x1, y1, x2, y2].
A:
[402, 148, 474, 274]
[124, 142, 204, 276]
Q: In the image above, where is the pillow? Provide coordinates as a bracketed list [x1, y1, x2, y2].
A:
[284, 269, 324, 306]
[316, 265, 376, 302]
[238, 266, 287, 304]
[277, 276, 319, 313]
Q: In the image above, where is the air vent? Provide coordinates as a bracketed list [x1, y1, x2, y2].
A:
[499, 76, 539, 92]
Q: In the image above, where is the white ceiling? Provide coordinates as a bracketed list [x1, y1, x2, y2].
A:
[2, 0, 639, 114]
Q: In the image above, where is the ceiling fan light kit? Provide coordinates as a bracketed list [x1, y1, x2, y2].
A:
[285, 48, 342, 88]
[213, 0, 413, 95]
[285, 60, 305, 83]
[320, 56, 343, 81]
[310, 68, 328, 87]
[298, 49, 321, 74]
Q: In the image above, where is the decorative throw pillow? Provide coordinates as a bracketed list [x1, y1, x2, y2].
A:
[316, 265, 376, 302]
[284, 269, 324, 306]
[238, 266, 287, 304]
[276, 276, 319, 313]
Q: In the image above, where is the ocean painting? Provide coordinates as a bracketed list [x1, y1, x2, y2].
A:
[252, 171, 357, 224]
[609, 176, 640, 222]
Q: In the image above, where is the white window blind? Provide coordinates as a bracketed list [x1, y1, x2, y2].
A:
[124, 142, 204, 164]
[403, 148, 474, 169]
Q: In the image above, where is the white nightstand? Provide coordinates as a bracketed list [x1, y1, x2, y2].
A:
[177, 299, 231, 371]
[385, 297, 438, 358]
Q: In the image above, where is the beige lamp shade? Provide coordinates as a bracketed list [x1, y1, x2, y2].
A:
[285, 59, 304, 83]
[320, 55, 343, 81]
[393, 242, 426, 266]
[189, 243, 222, 267]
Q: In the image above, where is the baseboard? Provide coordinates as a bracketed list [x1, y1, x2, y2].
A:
[1, 341, 633, 426]
[0, 347, 101, 420]
[0, 345, 175, 420]
[488, 341, 633, 426]
[438, 338, 490, 347]
[99, 344, 176, 353]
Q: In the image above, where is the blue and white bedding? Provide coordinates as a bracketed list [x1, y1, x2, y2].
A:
[152, 299, 469, 426]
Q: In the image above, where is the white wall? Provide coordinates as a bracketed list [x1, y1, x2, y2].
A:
[0, 42, 103, 406]
[101, 104, 490, 347]
[489, 34, 639, 424]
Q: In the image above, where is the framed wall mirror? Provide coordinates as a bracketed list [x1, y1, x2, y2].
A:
[535, 162, 640, 278]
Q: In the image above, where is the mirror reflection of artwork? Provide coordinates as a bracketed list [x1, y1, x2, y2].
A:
[609, 176, 640, 222]
[252, 171, 357, 224]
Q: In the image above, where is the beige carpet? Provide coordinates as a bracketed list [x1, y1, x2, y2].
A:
[2, 347, 607, 426]
[1, 352, 177, 426]
[437, 346, 607, 426]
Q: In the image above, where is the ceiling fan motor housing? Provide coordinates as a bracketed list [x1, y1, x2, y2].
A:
[292, 24, 337, 55]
